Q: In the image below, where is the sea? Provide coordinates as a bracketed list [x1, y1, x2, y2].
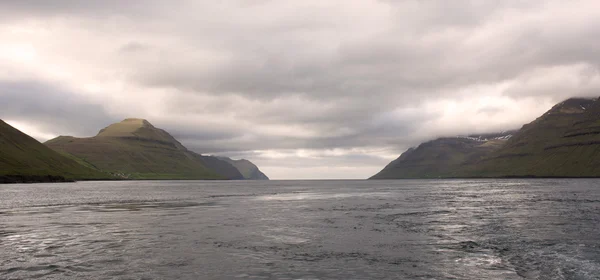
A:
[1, 179, 600, 279]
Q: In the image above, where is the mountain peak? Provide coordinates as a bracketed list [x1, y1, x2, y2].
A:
[120, 118, 154, 127]
[547, 97, 598, 115]
[96, 118, 173, 142]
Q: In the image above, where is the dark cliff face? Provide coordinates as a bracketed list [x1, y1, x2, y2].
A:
[371, 97, 600, 179]
[217, 157, 269, 180]
[45, 119, 244, 180]
[197, 156, 245, 180]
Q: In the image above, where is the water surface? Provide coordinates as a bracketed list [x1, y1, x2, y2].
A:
[1, 179, 600, 279]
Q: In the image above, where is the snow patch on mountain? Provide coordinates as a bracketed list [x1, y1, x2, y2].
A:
[455, 134, 512, 141]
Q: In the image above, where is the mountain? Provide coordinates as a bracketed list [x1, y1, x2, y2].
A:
[198, 155, 245, 180]
[0, 120, 111, 183]
[217, 157, 269, 180]
[473, 97, 600, 177]
[371, 97, 600, 179]
[45, 118, 247, 180]
[370, 132, 514, 179]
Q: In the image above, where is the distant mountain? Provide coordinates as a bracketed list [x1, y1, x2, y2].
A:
[0, 120, 111, 183]
[371, 97, 600, 179]
[370, 132, 514, 179]
[45, 118, 252, 180]
[217, 157, 269, 180]
[197, 155, 245, 180]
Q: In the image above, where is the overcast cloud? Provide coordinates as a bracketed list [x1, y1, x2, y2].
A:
[1, 0, 599, 179]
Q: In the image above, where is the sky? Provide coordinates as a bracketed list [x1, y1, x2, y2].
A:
[1, 0, 600, 179]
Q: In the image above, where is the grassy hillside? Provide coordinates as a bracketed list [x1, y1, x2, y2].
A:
[0, 120, 112, 182]
[371, 97, 600, 179]
[218, 157, 269, 180]
[45, 118, 239, 180]
[370, 134, 511, 179]
[473, 98, 600, 177]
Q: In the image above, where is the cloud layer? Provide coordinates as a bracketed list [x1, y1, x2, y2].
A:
[1, 0, 600, 179]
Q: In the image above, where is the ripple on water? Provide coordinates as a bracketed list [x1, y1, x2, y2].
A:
[2, 180, 600, 279]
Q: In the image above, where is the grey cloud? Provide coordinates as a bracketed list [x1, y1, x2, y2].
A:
[118, 42, 150, 54]
[0, 80, 117, 137]
[130, 2, 600, 108]
[477, 106, 504, 115]
[0, 0, 166, 20]
[177, 114, 427, 155]
[1, 0, 600, 178]
[159, 91, 435, 154]
[214, 148, 392, 169]
[16, 0, 596, 104]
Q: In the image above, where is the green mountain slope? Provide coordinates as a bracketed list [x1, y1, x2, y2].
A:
[45, 118, 242, 180]
[370, 133, 511, 179]
[218, 157, 269, 180]
[371, 97, 600, 179]
[474, 98, 600, 177]
[0, 119, 111, 183]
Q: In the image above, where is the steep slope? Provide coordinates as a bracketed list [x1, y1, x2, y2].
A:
[474, 97, 600, 177]
[45, 118, 243, 180]
[197, 155, 245, 180]
[371, 97, 600, 179]
[0, 120, 111, 183]
[218, 157, 269, 180]
[370, 132, 513, 179]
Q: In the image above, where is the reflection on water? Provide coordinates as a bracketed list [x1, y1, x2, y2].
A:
[256, 191, 394, 201]
[1, 179, 600, 279]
